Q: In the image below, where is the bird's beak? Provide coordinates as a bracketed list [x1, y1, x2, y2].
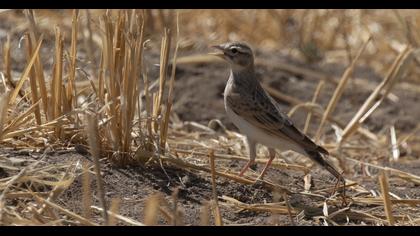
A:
[208, 45, 225, 59]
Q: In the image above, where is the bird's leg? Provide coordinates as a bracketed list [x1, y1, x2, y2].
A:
[330, 174, 348, 207]
[256, 148, 276, 181]
[239, 137, 256, 177]
[339, 176, 348, 206]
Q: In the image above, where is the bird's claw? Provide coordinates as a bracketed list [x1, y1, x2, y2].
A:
[250, 163, 258, 171]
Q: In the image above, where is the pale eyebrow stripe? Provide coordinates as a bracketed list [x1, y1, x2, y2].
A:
[230, 46, 251, 54]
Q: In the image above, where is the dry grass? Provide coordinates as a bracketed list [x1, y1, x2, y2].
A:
[0, 9, 419, 226]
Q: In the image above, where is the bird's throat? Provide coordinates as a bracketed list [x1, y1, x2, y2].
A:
[230, 66, 258, 88]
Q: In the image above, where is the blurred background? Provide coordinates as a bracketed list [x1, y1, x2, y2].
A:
[0, 9, 419, 226]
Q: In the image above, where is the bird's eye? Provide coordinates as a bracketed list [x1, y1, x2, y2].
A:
[231, 48, 238, 54]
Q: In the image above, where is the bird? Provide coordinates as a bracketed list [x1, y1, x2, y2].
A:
[209, 41, 345, 185]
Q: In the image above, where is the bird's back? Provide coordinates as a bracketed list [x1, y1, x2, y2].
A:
[217, 41, 343, 182]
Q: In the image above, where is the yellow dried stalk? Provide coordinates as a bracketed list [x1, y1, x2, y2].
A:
[199, 201, 211, 226]
[0, 92, 10, 140]
[346, 157, 420, 185]
[36, 162, 78, 216]
[24, 10, 49, 120]
[50, 26, 64, 137]
[144, 193, 161, 225]
[143, 68, 153, 138]
[83, 10, 96, 67]
[263, 83, 377, 141]
[3, 35, 18, 95]
[315, 37, 371, 141]
[61, 84, 71, 116]
[128, 9, 137, 34]
[379, 171, 395, 225]
[158, 206, 174, 223]
[326, 209, 389, 225]
[311, 181, 357, 194]
[23, 10, 40, 38]
[85, 114, 108, 225]
[24, 33, 41, 125]
[389, 125, 400, 161]
[221, 195, 295, 215]
[160, 154, 292, 194]
[149, 195, 174, 224]
[1, 109, 76, 140]
[108, 198, 121, 226]
[153, 28, 171, 133]
[160, 12, 180, 152]
[27, 205, 49, 224]
[3, 192, 48, 199]
[0, 166, 27, 202]
[263, 84, 302, 105]
[173, 148, 310, 173]
[288, 102, 324, 118]
[120, 39, 133, 158]
[393, 10, 418, 47]
[157, 10, 166, 32]
[81, 162, 92, 220]
[16, 175, 75, 187]
[1, 213, 38, 226]
[171, 187, 179, 225]
[397, 124, 420, 147]
[112, 12, 125, 100]
[101, 12, 120, 151]
[97, 10, 146, 164]
[340, 47, 414, 143]
[159, 104, 171, 152]
[120, 18, 144, 160]
[348, 197, 420, 207]
[32, 194, 98, 226]
[9, 35, 43, 104]
[174, 54, 223, 65]
[2, 100, 41, 139]
[209, 150, 223, 226]
[65, 9, 79, 112]
[97, 51, 105, 104]
[91, 205, 145, 226]
[304, 80, 325, 134]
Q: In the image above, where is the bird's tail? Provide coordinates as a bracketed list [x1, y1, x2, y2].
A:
[306, 148, 347, 204]
[305, 149, 344, 183]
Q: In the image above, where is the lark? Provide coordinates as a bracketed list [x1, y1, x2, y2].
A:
[210, 42, 345, 185]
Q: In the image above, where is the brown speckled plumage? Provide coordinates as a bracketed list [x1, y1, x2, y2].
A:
[211, 41, 344, 183]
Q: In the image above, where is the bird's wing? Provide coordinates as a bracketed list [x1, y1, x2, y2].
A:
[226, 85, 327, 155]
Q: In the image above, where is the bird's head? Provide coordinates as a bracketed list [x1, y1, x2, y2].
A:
[210, 42, 254, 70]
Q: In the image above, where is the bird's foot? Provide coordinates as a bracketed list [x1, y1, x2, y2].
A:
[255, 172, 265, 183]
[331, 175, 349, 207]
[250, 163, 258, 171]
[238, 161, 255, 177]
[238, 169, 247, 177]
